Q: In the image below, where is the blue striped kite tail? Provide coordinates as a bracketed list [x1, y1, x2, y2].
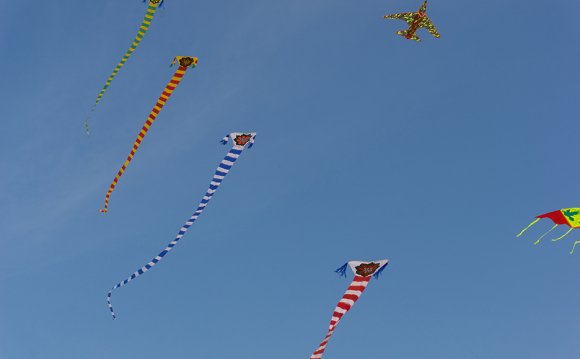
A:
[105, 134, 254, 319]
[106, 290, 116, 319]
[104, 212, 201, 319]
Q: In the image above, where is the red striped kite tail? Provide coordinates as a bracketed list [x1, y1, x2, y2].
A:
[309, 260, 388, 359]
[99, 56, 198, 213]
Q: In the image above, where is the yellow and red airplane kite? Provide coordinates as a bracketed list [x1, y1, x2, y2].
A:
[384, 1, 440, 42]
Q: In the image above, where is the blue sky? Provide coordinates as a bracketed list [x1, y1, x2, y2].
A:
[1, 0, 580, 357]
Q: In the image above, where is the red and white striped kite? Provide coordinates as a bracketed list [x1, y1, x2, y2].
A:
[309, 260, 389, 359]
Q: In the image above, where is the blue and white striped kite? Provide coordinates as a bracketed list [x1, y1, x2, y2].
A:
[106, 132, 256, 319]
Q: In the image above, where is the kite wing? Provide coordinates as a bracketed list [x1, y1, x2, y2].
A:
[384, 12, 414, 25]
[420, 17, 441, 38]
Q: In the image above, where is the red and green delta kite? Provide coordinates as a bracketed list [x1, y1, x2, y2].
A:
[517, 208, 580, 254]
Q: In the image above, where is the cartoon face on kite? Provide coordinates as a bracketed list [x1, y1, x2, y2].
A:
[223, 133, 256, 148]
[172, 56, 198, 68]
[179, 57, 196, 67]
[355, 262, 381, 277]
[150, 0, 163, 4]
[517, 208, 580, 254]
[234, 134, 253, 146]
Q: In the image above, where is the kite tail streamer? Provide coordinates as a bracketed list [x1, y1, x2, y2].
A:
[373, 263, 388, 279]
[552, 227, 573, 242]
[570, 241, 580, 254]
[534, 224, 558, 245]
[99, 56, 198, 213]
[106, 132, 256, 319]
[89, 0, 161, 119]
[310, 260, 388, 359]
[516, 218, 540, 237]
[334, 263, 348, 278]
[220, 134, 231, 145]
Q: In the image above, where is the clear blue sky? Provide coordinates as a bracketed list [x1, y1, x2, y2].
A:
[1, 0, 580, 357]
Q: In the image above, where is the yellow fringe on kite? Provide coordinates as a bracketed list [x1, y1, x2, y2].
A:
[552, 227, 573, 242]
[534, 224, 558, 245]
[516, 218, 540, 237]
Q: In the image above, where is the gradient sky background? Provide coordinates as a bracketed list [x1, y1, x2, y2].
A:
[1, 0, 580, 357]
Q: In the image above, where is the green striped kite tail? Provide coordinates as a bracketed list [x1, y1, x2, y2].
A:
[86, 2, 160, 134]
[93, 3, 158, 107]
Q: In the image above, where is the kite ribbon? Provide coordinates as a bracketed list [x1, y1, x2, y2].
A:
[516, 218, 541, 238]
[310, 260, 388, 359]
[100, 56, 198, 213]
[106, 132, 256, 319]
[86, 0, 164, 133]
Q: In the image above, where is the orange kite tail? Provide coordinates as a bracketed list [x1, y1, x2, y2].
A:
[100, 56, 198, 213]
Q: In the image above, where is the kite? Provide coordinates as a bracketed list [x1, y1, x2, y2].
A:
[384, 0, 440, 42]
[517, 208, 580, 254]
[85, 0, 165, 134]
[99, 56, 198, 213]
[309, 260, 389, 359]
[106, 132, 256, 319]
